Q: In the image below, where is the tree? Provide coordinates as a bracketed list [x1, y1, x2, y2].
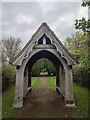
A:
[75, 17, 90, 33]
[64, 32, 89, 87]
[75, 1, 90, 33]
[81, 1, 90, 8]
[32, 58, 56, 77]
[64, 32, 88, 69]
[2, 37, 21, 63]
[74, 1, 90, 70]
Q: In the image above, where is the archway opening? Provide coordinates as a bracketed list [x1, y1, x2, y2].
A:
[12, 23, 76, 108]
[24, 50, 65, 92]
[31, 58, 56, 91]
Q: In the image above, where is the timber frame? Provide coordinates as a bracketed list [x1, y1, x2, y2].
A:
[11, 22, 78, 108]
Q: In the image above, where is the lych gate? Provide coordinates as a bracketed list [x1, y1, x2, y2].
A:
[11, 23, 77, 108]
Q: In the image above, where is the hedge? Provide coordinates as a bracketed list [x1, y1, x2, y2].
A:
[31, 58, 56, 77]
[73, 65, 88, 87]
[2, 64, 16, 91]
[31, 65, 41, 77]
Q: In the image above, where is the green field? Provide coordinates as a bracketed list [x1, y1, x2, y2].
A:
[2, 77, 89, 118]
[73, 83, 88, 118]
[2, 86, 20, 118]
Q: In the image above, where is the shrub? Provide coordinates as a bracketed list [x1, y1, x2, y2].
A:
[31, 58, 56, 77]
[73, 65, 88, 87]
[47, 64, 56, 76]
[31, 64, 40, 77]
[2, 64, 16, 91]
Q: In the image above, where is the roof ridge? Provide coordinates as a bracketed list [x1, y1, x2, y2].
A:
[11, 22, 78, 64]
[42, 22, 78, 63]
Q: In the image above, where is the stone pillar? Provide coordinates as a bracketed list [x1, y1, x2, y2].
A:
[24, 67, 28, 97]
[15, 66, 20, 99]
[56, 66, 61, 94]
[28, 69, 32, 92]
[65, 66, 75, 107]
[13, 66, 23, 108]
[56, 67, 60, 87]
[59, 66, 61, 87]
[60, 67, 65, 96]
[56, 66, 65, 97]
[18, 68, 24, 99]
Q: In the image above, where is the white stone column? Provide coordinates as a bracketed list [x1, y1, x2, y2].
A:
[59, 66, 61, 87]
[24, 67, 28, 97]
[56, 66, 62, 94]
[57, 66, 61, 87]
[18, 68, 24, 99]
[15, 66, 20, 99]
[65, 67, 73, 99]
[13, 66, 24, 108]
[65, 66, 75, 107]
[58, 66, 65, 97]
[15, 66, 24, 99]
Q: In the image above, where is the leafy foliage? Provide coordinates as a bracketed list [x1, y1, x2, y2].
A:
[75, 1, 90, 33]
[73, 1, 90, 87]
[64, 32, 89, 87]
[73, 65, 88, 87]
[75, 17, 90, 33]
[32, 63, 41, 77]
[64, 32, 88, 69]
[32, 58, 56, 77]
[81, 1, 90, 8]
[2, 64, 16, 91]
[2, 37, 21, 63]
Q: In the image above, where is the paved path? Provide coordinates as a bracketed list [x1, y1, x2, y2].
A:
[19, 77, 74, 118]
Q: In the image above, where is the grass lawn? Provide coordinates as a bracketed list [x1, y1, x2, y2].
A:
[48, 76, 56, 91]
[47, 77, 89, 118]
[2, 86, 20, 118]
[2, 77, 89, 118]
[73, 83, 88, 118]
[31, 77, 41, 90]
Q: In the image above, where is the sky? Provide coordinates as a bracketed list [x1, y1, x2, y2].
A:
[1, 0, 88, 47]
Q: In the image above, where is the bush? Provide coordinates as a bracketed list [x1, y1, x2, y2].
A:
[2, 64, 16, 91]
[31, 58, 56, 77]
[73, 65, 88, 87]
[31, 65, 40, 77]
[47, 64, 56, 76]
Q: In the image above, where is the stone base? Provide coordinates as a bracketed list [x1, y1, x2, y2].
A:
[65, 100, 76, 108]
[13, 98, 23, 108]
[66, 103, 76, 108]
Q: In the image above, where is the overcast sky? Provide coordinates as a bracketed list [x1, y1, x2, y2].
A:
[2, 1, 88, 47]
